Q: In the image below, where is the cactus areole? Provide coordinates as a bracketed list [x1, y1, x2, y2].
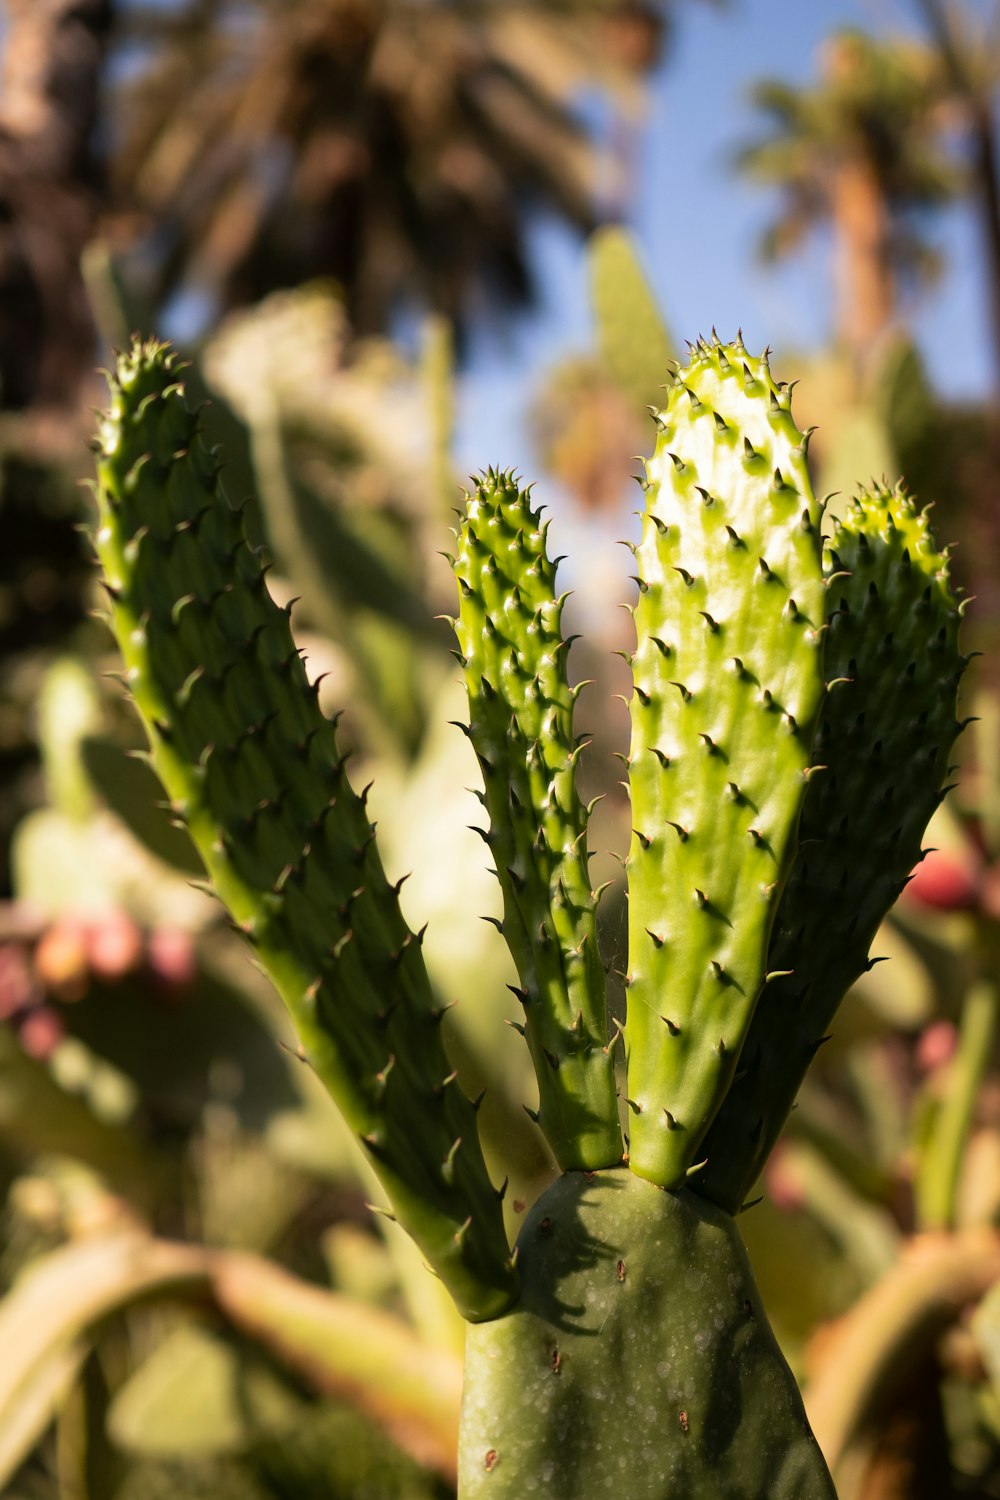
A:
[93, 336, 965, 1499]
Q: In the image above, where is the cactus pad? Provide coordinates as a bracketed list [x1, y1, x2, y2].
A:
[696, 482, 965, 1212]
[451, 471, 622, 1170]
[624, 338, 826, 1186]
[92, 342, 516, 1321]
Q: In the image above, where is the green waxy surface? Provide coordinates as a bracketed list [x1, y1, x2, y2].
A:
[452, 471, 622, 1171]
[625, 338, 825, 1186]
[93, 341, 516, 1322]
[459, 1168, 835, 1499]
[696, 482, 965, 1213]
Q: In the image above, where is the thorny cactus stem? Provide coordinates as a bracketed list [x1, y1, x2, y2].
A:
[91, 341, 516, 1322]
[450, 470, 622, 1171]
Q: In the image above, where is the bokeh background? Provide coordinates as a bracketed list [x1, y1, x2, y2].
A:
[4, 2, 1000, 1497]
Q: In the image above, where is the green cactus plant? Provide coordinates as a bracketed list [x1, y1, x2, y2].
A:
[92, 334, 966, 1499]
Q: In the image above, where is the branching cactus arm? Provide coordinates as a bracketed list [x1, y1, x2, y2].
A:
[624, 338, 826, 1187]
[695, 482, 967, 1213]
[92, 341, 517, 1322]
[450, 471, 623, 1170]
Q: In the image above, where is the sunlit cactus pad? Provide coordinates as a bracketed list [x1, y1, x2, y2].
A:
[624, 337, 826, 1187]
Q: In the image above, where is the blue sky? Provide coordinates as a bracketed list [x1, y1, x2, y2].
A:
[455, 0, 994, 480]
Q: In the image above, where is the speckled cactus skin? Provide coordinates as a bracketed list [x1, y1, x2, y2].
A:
[92, 335, 967, 1500]
[695, 482, 966, 1214]
[451, 471, 622, 1170]
[92, 342, 516, 1322]
[624, 338, 826, 1187]
[459, 1170, 835, 1499]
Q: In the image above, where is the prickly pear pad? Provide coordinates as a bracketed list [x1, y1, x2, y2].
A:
[625, 339, 825, 1186]
[93, 341, 516, 1321]
[452, 471, 622, 1171]
[459, 1169, 835, 1499]
[696, 483, 965, 1213]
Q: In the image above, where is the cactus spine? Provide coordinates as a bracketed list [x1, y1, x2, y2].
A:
[93, 334, 964, 1500]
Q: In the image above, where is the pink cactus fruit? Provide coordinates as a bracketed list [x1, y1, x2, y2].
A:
[85, 910, 143, 980]
[764, 1143, 806, 1214]
[905, 846, 979, 912]
[0, 943, 40, 1019]
[915, 1020, 958, 1076]
[19, 1005, 65, 1060]
[147, 925, 197, 992]
[34, 917, 90, 1002]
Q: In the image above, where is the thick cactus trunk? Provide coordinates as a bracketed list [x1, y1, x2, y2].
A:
[459, 1169, 835, 1499]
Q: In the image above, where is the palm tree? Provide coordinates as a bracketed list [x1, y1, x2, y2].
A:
[740, 29, 960, 361]
[108, 0, 717, 340]
[916, 0, 1000, 393]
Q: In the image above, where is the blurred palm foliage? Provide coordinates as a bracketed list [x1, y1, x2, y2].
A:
[5, 2, 1000, 1499]
[740, 28, 960, 358]
[0, 0, 698, 882]
[110, 0, 656, 336]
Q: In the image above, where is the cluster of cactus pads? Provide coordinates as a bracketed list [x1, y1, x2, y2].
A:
[93, 335, 965, 1499]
